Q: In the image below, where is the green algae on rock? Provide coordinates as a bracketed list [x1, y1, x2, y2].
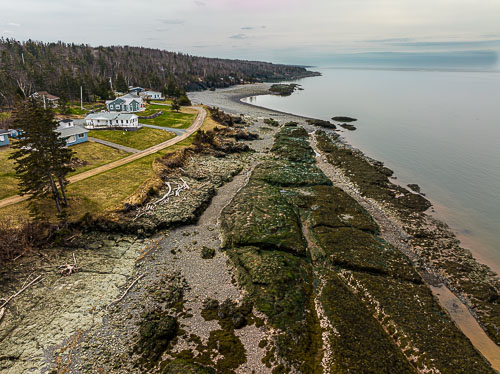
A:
[162, 359, 215, 374]
[220, 179, 307, 256]
[253, 159, 332, 187]
[319, 272, 416, 373]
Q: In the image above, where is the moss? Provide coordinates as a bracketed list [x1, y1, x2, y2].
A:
[134, 310, 179, 368]
[263, 118, 280, 127]
[162, 359, 215, 374]
[220, 179, 307, 256]
[313, 227, 421, 283]
[271, 123, 315, 164]
[315, 130, 431, 213]
[320, 272, 416, 373]
[201, 246, 215, 259]
[252, 160, 331, 187]
[309, 185, 379, 233]
[349, 271, 496, 373]
[227, 247, 322, 373]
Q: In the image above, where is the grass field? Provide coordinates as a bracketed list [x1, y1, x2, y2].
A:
[69, 141, 129, 175]
[88, 128, 176, 150]
[0, 110, 214, 222]
[0, 141, 130, 200]
[0, 146, 19, 200]
[140, 104, 197, 129]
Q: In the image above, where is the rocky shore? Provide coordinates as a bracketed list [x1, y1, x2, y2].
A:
[0, 85, 498, 373]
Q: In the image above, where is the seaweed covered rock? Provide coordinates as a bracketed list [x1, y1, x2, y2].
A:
[320, 273, 416, 374]
[309, 185, 378, 233]
[332, 116, 357, 122]
[162, 359, 215, 374]
[344, 271, 495, 373]
[271, 122, 315, 163]
[306, 118, 337, 129]
[269, 83, 299, 96]
[227, 246, 322, 373]
[314, 227, 421, 283]
[264, 118, 280, 127]
[340, 123, 356, 131]
[220, 179, 307, 255]
[253, 160, 331, 187]
[135, 310, 179, 367]
[315, 130, 431, 212]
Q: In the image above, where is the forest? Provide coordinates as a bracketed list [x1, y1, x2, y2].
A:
[0, 38, 318, 107]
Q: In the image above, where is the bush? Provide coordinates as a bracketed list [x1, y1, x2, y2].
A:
[0, 219, 49, 263]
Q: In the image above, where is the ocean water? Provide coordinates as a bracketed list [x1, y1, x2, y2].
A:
[243, 68, 500, 273]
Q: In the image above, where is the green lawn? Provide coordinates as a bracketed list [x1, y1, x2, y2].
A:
[0, 141, 130, 199]
[0, 146, 19, 200]
[88, 128, 176, 150]
[68, 141, 130, 175]
[141, 111, 196, 129]
[0, 119, 208, 222]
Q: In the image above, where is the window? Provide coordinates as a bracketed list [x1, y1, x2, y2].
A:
[0, 135, 4, 142]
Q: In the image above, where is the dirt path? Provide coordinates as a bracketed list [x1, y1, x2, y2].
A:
[0, 106, 206, 209]
[310, 133, 500, 372]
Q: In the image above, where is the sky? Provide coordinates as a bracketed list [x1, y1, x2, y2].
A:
[1, 0, 500, 68]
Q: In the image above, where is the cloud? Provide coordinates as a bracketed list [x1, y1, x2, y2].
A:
[241, 26, 254, 30]
[2, 30, 14, 34]
[7, 22, 20, 27]
[194, 0, 206, 6]
[159, 18, 185, 25]
[230, 33, 247, 40]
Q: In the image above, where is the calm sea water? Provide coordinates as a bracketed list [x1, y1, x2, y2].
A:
[243, 68, 500, 272]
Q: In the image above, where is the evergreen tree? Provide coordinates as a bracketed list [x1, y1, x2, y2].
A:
[9, 98, 74, 213]
[115, 73, 128, 93]
[171, 99, 180, 112]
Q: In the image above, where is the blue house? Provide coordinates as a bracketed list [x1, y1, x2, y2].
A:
[56, 119, 88, 146]
[0, 130, 9, 147]
[105, 93, 145, 112]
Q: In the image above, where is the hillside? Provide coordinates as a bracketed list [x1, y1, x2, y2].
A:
[0, 38, 319, 106]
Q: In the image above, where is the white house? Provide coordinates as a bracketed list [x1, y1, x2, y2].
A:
[85, 112, 140, 130]
[56, 119, 88, 146]
[141, 91, 164, 100]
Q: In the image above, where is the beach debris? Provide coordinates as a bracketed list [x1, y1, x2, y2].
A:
[133, 179, 191, 221]
[110, 273, 145, 306]
[57, 253, 79, 276]
[0, 274, 43, 311]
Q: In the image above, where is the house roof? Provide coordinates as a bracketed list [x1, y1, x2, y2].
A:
[56, 124, 88, 138]
[0, 130, 9, 135]
[85, 112, 138, 121]
[34, 91, 60, 100]
[107, 94, 143, 106]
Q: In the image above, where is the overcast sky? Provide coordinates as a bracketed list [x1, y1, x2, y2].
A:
[1, 0, 499, 67]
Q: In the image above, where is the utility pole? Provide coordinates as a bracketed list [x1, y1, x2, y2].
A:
[109, 77, 113, 93]
[80, 86, 83, 110]
[43, 95, 46, 109]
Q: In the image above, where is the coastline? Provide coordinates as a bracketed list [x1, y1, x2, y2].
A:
[190, 84, 500, 369]
[193, 83, 500, 275]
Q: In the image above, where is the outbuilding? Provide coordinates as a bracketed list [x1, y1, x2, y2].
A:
[56, 119, 88, 146]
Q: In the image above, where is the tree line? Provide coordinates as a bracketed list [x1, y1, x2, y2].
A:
[0, 38, 317, 107]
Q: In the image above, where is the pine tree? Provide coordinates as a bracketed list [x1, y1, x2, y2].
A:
[9, 98, 74, 213]
[171, 99, 180, 112]
[115, 73, 128, 93]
